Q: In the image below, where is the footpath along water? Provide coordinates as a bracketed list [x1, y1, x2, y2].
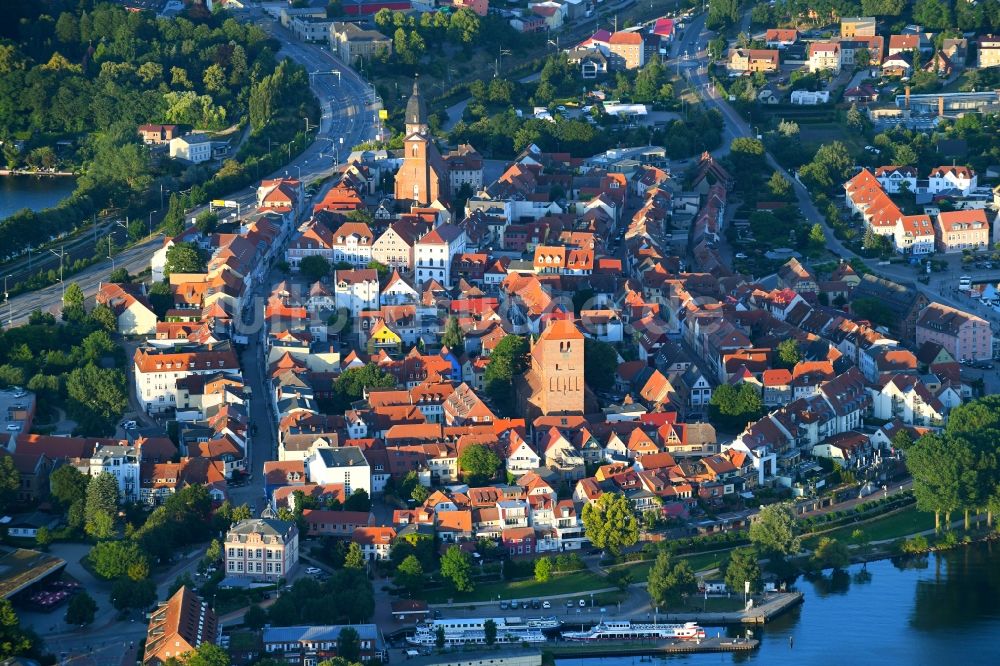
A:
[558, 541, 1000, 666]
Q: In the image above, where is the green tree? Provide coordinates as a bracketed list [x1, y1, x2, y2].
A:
[581, 492, 639, 556]
[812, 537, 850, 570]
[484, 618, 497, 645]
[724, 547, 762, 594]
[728, 137, 766, 191]
[583, 338, 618, 391]
[344, 542, 366, 569]
[89, 540, 149, 580]
[775, 339, 802, 369]
[411, 483, 429, 503]
[195, 211, 218, 235]
[647, 551, 696, 606]
[435, 625, 446, 649]
[891, 428, 914, 451]
[767, 171, 791, 198]
[164, 242, 205, 276]
[84, 471, 119, 533]
[85, 509, 116, 539]
[337, 627, 361, 663]
[0, 598, 33, 658]
[34, 526, 52, 548]
[62, 282, 86, 321]
[908, 431, 969, 532]
[90, 303, 118, 332]
[394, 555, 424, 595]
[709, 383, 764, 431]
[483, 335, 529, 414]
[65, 591, 97, 626]
[244, 604, 267, 630]
[749, 503, 800, 556]
[0, 456, 19, 513]
[166, 643, 231, 666]
[441, 316, 464, 350]
[302, 255, 332, 283]
[203, 64, 226, 93]
[343, 488, 371, 512]
[534, 556, 552, 582]
[332, 364, 397, 412]
[913, 0, 952, 28]
[440, 545, 474, 592]
[457, 444, 501, 485]
[808, 223, 827, 252]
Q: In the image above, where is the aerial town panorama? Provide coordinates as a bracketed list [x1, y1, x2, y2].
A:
[1, 0, 1000, 665]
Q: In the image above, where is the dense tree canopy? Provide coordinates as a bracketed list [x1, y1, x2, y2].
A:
[581, 492, 639, 556]
[457, 444, 501, 486]
[749, 503, 800, 556]
[483, 334, 529, 414]
[709, 383, 764, 432]
[583, 338, 618, 392]
[440, 545, 474, 592]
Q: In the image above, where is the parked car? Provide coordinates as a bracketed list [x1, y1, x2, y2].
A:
[579, 599, 586, 607]
[531, 599, 541, 609]
[566, 600, 574, 608]
[542, 601, 551, 609]
[500, 601, 509, 609]
[305, 567, 321, 575]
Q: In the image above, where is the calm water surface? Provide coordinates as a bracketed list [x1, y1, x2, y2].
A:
[0, 175, 77, 219]
[559, 541, 1000, 666]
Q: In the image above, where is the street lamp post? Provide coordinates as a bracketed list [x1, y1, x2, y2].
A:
[47, 248, 65, 302]
[148, 210, 157, 236]
[2, 274, 11, 326]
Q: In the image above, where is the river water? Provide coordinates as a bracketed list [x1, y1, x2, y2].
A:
[0, 175, 77, 219]
[558, 541, 1000, 666]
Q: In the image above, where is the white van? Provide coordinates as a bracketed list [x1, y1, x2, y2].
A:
[959, 276, 972, 291]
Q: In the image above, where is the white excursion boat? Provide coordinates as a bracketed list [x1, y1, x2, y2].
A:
[561, 620, 706, 641]
[407, 617, 559, 647]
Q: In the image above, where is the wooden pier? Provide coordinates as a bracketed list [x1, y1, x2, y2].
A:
[653, 591, 805, 625]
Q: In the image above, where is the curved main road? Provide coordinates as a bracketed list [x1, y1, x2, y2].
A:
[1, 9, 377, 328]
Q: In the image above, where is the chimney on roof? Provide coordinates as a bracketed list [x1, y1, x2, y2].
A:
[938, 95, 945, 118]
[905, 85, 911, 110]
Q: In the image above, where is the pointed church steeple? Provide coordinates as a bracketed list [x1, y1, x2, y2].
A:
[404, 76, 428, 136]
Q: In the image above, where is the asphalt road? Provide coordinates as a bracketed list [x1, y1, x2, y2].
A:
[2, 10, 377, 329]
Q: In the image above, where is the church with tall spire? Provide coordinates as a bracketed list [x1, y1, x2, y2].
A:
[394, 77, 452, 206]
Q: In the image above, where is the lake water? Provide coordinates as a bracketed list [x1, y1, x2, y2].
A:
[558, 541, 1000, 666]
[0, 175, 77, 219]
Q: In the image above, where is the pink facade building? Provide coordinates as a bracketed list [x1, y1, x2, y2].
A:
[916, 302, 993, 362]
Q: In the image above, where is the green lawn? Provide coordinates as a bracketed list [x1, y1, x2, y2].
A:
[802, 506, 935, 548]
[424, 570, 609, 604]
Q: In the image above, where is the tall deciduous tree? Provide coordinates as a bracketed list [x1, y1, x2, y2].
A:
[457, 444, 501, 485]
[724, 547, 762, 594]
[484, 335, 529, 414]
[581, 492, 639, 556]
[647, 551, 697, 606]
[749, 503, 800, 556]
[440, 545, 474, 592]
[440, 316, 464, 351]
[583, 338, 618, 391]
[84, 471, 119, 533]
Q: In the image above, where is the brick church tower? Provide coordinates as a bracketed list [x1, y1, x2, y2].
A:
[394, 78, 447, 205]
[520, 319, 585, 417]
